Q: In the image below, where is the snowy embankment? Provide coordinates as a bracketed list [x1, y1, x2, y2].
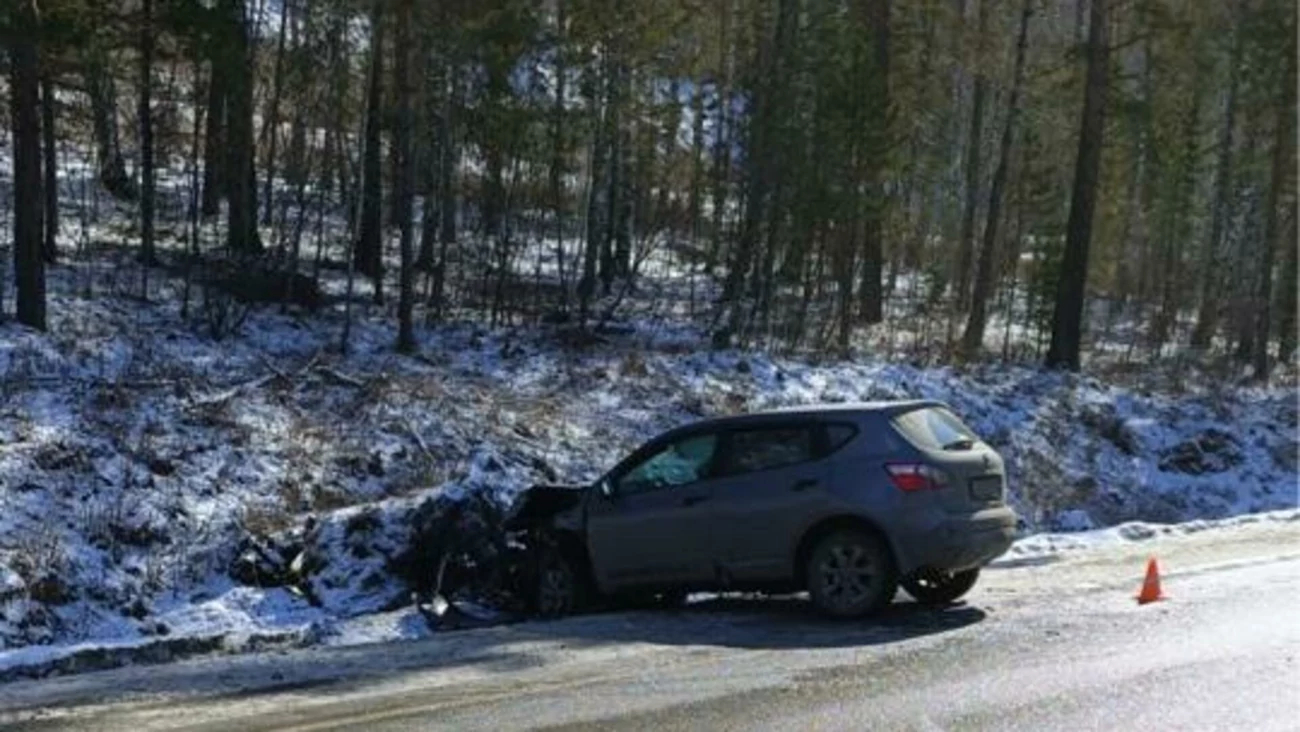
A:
[992, 507, 1300, 565]
[2, 508, 1297, 684]
[1, 255, 1297, 680]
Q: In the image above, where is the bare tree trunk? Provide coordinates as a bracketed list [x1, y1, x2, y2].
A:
[280, 12, 308, 258]
[719, 0, 789, 346]
[183, 67, 205, 319]
[439, 65, 458, 247]
[432, 62, 459, 318]
[1231, 133, 1262, 363]
[1277, 215, 1299, 364]
[708, 0, 735, 275]
[612, 67, 635, 283]
[201, 53, 226, 217]
[549, 0, 569, 312]
[1045, 0, 1108, 371]
[962, 0, 1030, 358]
[284, 12, 308, 192]
[139, 0, 157, 273]
[417, 42, 442, 272]
[1150, 73, 1203, 354]
[85, 51, 135, 202]
[1252, 33, 1296, 379]
[11, 0, 46, 330]
[834, 227, 857, 356]
[482, 50, 509, 240]
[40, 73, 57, 263]
[955, 0, 988, 311]
[688, 75, 706, 260]
[1190, 10, 1243, 350]
[223, 0, 260, 255]
[858, 0, 889, 326]
[579, 55, 610, 325]
[395, 0, 416, 353]
[261, 0, 290, 226]
[355, 0, 385, 300]
[341, 16, 376, 356]
[600, 58, 625, 295]
[317, 10, 347, 280]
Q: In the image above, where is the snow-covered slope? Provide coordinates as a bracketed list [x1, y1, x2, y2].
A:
[1, 253, 1296, 674]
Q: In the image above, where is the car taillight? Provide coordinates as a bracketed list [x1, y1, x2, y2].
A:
[885, 463, 950, 492]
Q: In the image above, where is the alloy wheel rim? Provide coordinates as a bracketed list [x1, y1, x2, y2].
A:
[818, 542, 877, 610]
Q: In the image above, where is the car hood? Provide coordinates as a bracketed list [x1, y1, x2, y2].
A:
[504, 484, 587, 529]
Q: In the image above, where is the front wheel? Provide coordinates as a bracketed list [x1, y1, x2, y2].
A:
[532, 545, 586, 619]
[901, 568, 980, 606]
[806, 530, 898, 619]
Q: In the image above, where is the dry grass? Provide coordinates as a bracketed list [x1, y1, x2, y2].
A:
[6, 525, 70, 605]
[239, 499, 297, 540]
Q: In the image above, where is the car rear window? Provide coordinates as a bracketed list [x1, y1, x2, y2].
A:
[824, 424, 858, 455]
[891, 406, 979, 451]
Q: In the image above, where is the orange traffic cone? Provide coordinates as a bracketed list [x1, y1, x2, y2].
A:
[1136, 557, 1164, 605]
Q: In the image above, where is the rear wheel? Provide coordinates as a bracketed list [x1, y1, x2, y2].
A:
[902, 568, 980, 606]
[806, 530, 898, 619]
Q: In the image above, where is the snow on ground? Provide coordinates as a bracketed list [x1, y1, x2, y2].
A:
[0, 151, 1296, 681]
[2, 252, 1294, 677]
[3, 245, 1299, 658]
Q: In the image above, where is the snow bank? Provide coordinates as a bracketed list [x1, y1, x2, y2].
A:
[994, 508, 1300, 565]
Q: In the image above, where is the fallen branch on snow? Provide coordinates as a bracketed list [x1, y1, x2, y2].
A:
[315, 366, 365, 388]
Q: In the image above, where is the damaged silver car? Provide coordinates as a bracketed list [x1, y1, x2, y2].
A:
[506, 400, 1018, 620]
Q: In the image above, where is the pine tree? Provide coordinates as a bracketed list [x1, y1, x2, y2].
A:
[355, 0, 385, 300]
[1046, 0, 1109, 371]
[962, 0, 1031, 359]
[395, 0, 416, 353]
[9, 0, 47, 330]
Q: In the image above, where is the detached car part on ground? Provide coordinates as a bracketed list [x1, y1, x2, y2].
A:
[502, 400, 1018, 620]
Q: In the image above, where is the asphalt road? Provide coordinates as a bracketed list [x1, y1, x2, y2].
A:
[3, 519, 1299, 731]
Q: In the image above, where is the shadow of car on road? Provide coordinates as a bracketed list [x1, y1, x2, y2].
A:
[513, 594, 987, 652]
[0, 596, 986, 718]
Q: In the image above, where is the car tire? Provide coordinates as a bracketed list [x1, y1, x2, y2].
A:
[902, 568, 980, 606]
[806, 530, 898, 619]
[532, 544, 587, 619]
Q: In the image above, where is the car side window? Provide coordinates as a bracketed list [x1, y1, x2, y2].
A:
[724, 426, 817, 475]
[616, 433, 719, 495]
[824, 424, 858, 455]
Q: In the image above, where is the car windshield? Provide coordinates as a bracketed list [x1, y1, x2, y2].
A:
[892, 407, 980, 451]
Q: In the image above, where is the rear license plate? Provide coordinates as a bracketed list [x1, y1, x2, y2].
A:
[969, 476, 1002, 501]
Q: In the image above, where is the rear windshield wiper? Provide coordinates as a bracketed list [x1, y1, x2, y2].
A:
[941, 438, 976, 451]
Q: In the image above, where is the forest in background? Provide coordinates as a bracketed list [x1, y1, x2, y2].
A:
[1, 0, 1296, 378]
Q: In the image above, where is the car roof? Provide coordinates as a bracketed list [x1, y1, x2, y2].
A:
[674, 399, 947, 433]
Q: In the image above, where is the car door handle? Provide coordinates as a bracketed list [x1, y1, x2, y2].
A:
[681, 495, 708, 507]
[791, 479, 819, 492]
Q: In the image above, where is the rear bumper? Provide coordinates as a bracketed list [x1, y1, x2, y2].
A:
[894, 506, 1017, 574]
